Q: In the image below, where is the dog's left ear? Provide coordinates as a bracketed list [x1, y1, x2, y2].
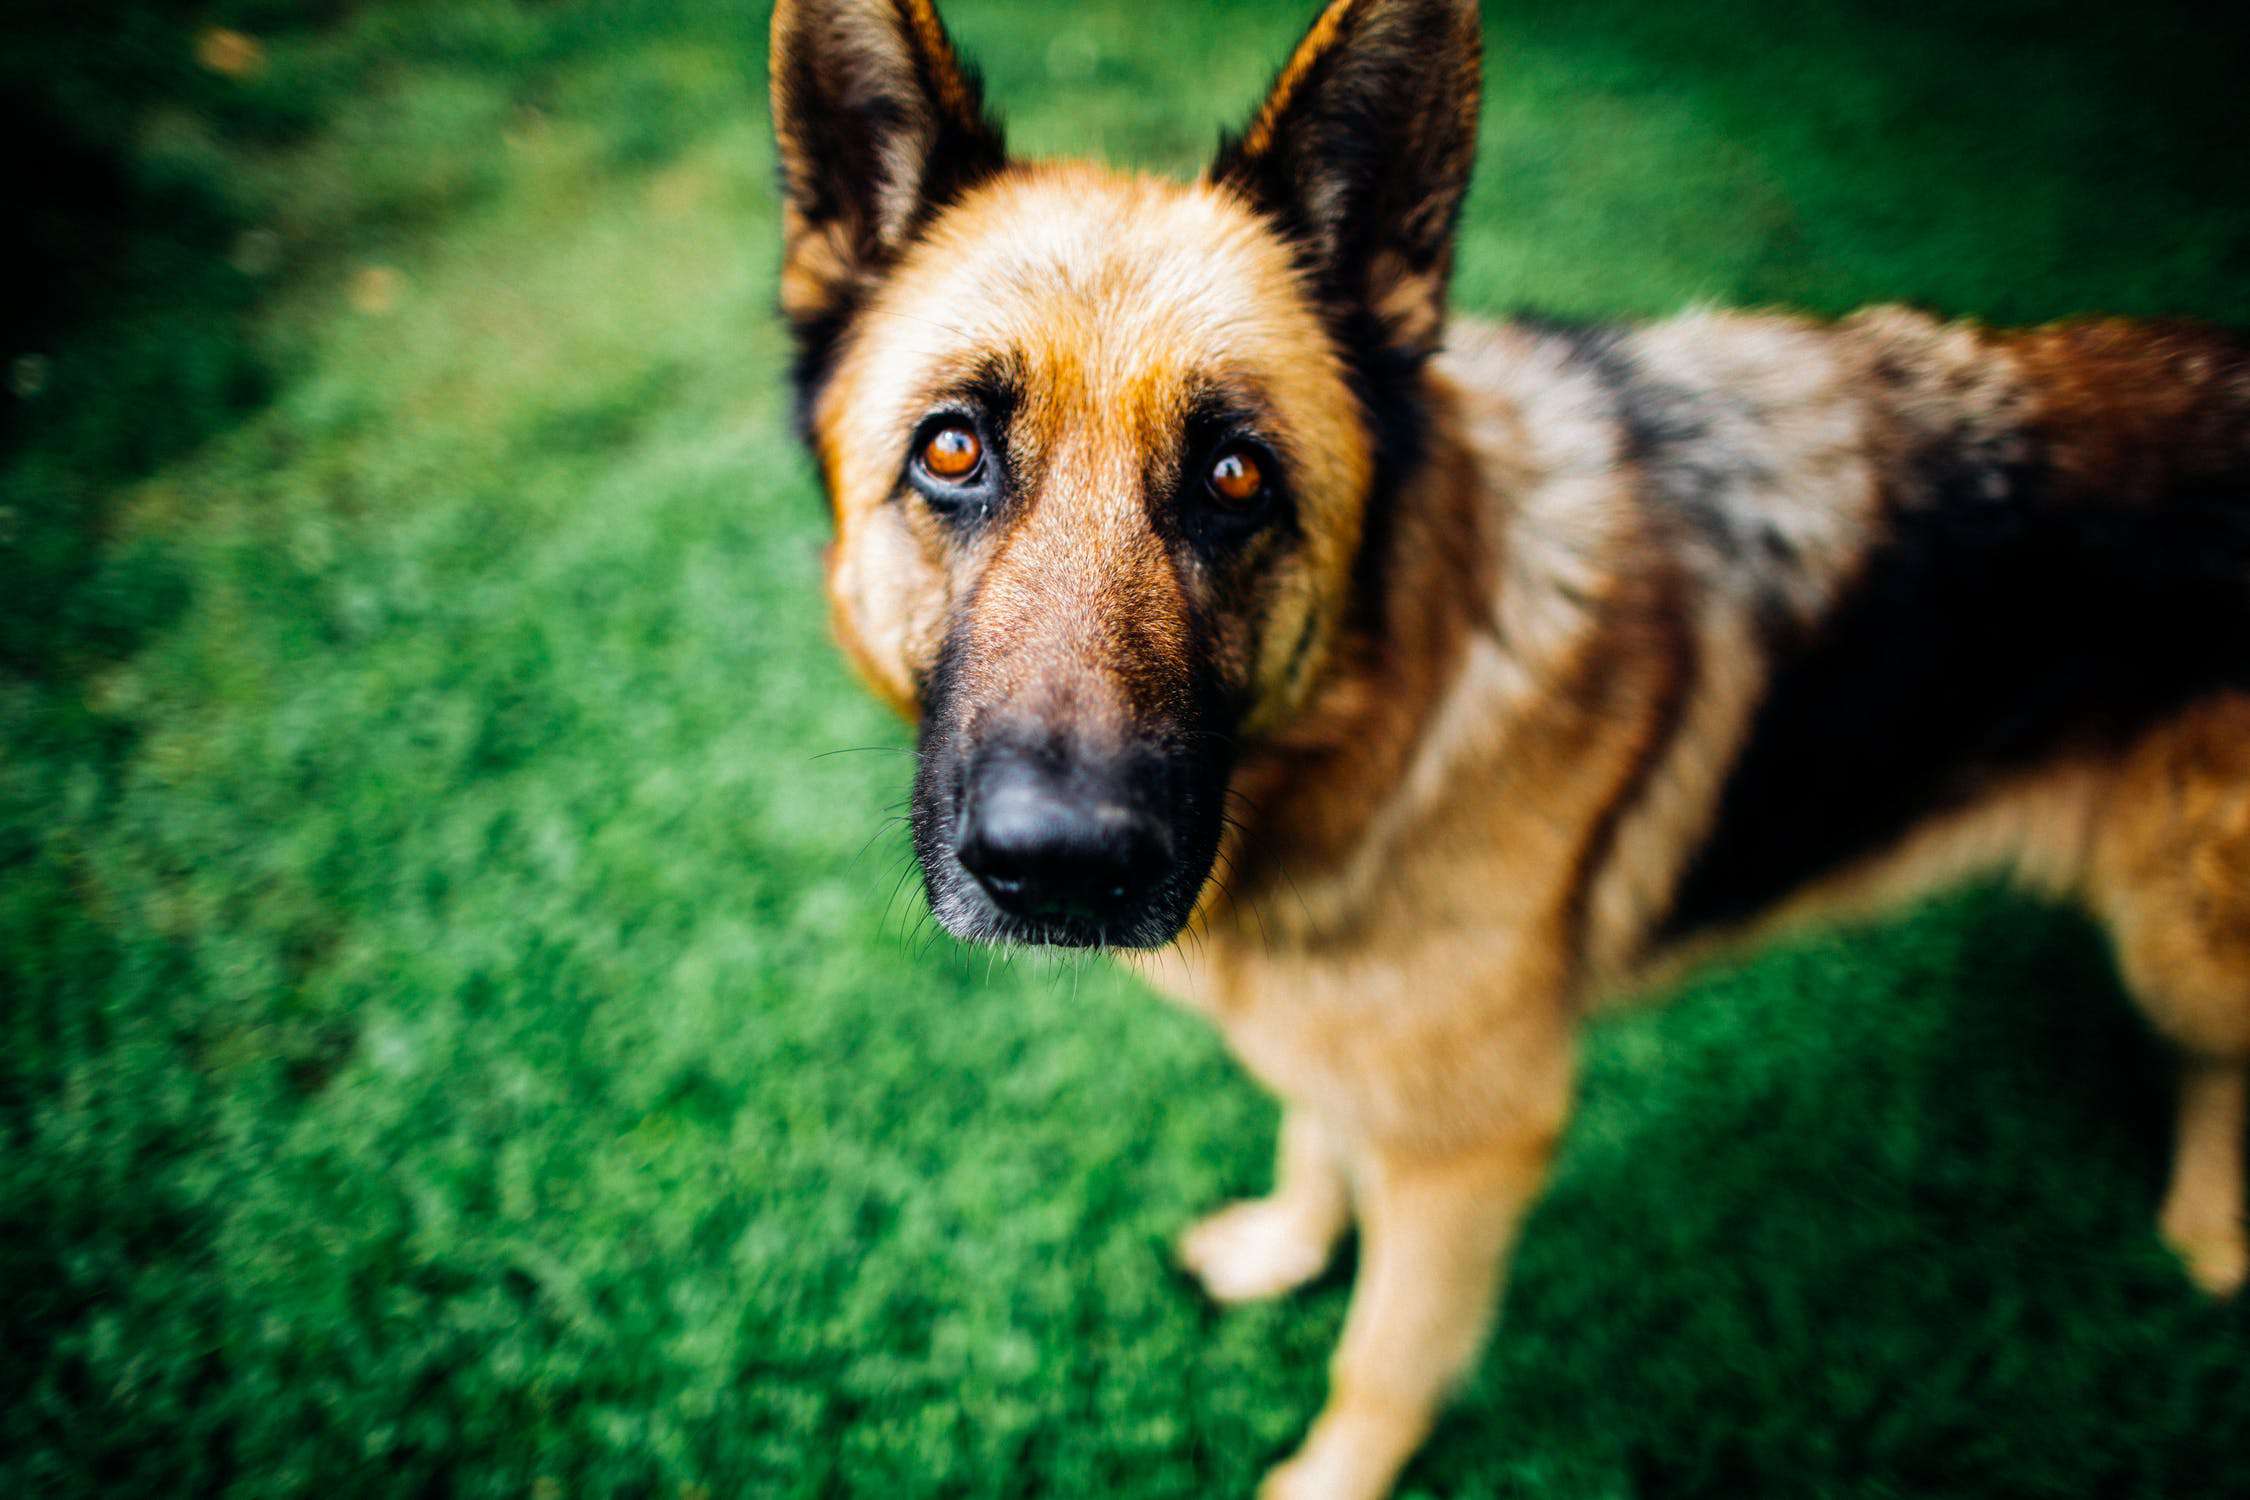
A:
[1212, 0, 1482, 364]
[769, 0, 1007, 363]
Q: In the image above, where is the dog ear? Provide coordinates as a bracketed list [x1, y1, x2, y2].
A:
[1211, 0, 1482, 365]
[769, 0, 1007, 360]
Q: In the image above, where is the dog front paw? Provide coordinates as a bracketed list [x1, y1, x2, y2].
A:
[1177, 1196, 1340, 1304]
[2163, 1217, 2248, 1298]
[1255, 1400, 1423, 1500]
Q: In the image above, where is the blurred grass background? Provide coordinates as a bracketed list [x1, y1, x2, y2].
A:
[5, 0, 2248, 1494]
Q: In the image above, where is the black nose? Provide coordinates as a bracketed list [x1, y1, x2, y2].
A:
[954, 752, 1174, 928]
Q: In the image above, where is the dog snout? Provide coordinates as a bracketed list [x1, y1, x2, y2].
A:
[954, 750, 1174, 928]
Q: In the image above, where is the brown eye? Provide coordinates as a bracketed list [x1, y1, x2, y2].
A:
[921, 422, 982, 480]
[1208, 446, 1265, 508]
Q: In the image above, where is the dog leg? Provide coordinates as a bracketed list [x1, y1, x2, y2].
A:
[1180, 1109, 1352, 1304]
[2159, 1057, 2247, 1298]
[1260, 1125, 1558, 1500]
[2091, 697, 2250, 1298]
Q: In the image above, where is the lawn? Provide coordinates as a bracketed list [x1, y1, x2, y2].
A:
[5, 1, 2248, 1495]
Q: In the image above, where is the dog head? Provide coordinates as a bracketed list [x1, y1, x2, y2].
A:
[772, 0, 1481, 946]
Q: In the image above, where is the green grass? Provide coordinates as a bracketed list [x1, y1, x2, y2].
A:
[6, 1, 2249, 1494]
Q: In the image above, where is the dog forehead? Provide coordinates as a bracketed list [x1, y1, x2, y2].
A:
[817, 165, 1368, 524]
[872, 165, 1332, 399]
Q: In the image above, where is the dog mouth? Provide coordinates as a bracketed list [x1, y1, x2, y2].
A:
[909, 738, 1225, 950]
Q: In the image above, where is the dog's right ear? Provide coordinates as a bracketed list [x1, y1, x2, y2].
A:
[769, 0, 1007, 388]
[1211, 0, 1481, 368]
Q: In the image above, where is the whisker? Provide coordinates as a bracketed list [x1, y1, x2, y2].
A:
[809, 745, 922, 762]
[858, 306, 982, 342]
[880, 857, 923, 936]
[850, 814, 911, 867]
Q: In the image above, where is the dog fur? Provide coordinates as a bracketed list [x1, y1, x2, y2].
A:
[769, 2, 2250, 1494]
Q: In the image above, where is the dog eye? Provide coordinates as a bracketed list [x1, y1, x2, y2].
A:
[1207, 445, 1265, 509]
[919, 422, 983, 481]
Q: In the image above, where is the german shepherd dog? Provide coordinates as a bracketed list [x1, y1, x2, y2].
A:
[770, 0, 2250, 1493]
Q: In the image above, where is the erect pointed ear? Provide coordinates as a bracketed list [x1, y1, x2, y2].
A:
[769, 0, 1007, 378]
[1211, 0, 1482, 365]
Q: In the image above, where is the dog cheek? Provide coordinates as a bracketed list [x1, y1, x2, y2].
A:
[1217, 561, 1321, 738]
[827, 511, 946, 720]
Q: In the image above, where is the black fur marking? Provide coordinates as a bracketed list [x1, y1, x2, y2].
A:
[1528, 315, 1816, 646]
[787, 305, 857, 447]
[1528, 315, 1763, 564]
[1339, 318, 1433, 620]
[1279, 609, 1323, 696]
[1660, 454, 2250, 940]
